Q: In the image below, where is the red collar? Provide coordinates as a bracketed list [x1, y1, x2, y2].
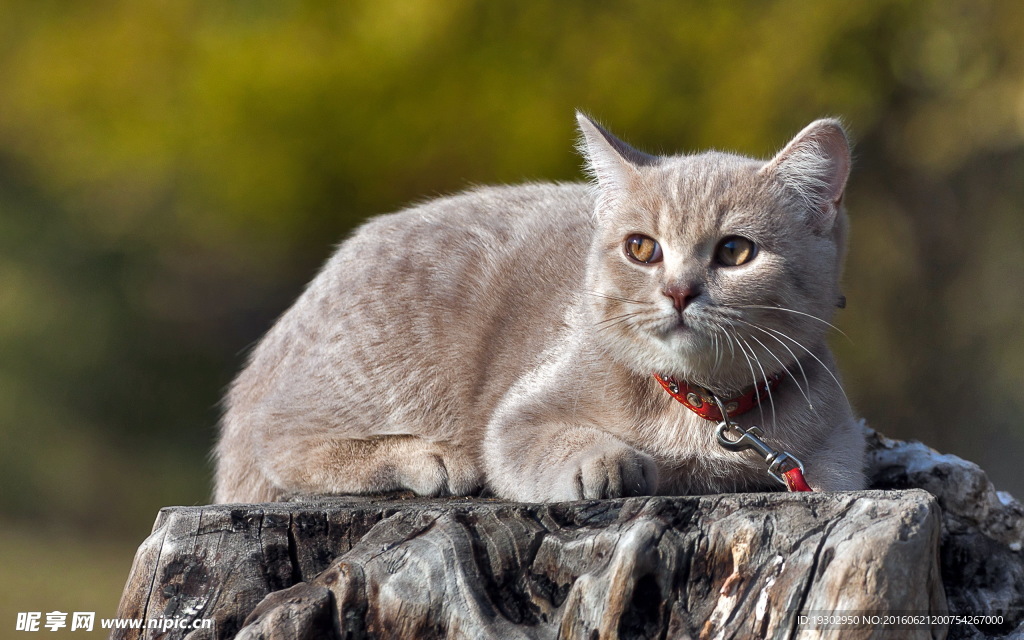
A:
[652, 371, 784, 422]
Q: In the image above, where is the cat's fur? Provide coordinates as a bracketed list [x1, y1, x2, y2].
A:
[214, 113, 866, 503]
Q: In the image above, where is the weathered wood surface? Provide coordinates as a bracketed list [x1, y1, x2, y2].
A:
[117, 491, 943, 640]
[114, 427, 1024, 639]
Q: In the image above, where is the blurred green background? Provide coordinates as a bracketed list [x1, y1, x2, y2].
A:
[2, 0, 1023, 631]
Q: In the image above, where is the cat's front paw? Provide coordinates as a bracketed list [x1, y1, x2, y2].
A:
[548, 443, 659, 501]
[398, 441, 482, 497]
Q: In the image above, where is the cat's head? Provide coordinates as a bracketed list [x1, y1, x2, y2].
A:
[577, 113, 850, 394]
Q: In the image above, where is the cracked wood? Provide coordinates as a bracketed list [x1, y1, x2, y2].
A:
[115, 491, 945, 640]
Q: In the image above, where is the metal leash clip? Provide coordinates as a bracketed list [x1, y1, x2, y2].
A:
[711, 395, 805, 487]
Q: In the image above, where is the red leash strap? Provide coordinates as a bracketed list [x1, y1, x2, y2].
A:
[783, 467, 812, 493]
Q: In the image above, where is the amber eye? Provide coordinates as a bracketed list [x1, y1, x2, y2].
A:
[716, 236, 757, 266]
[624, 234, 663, 264]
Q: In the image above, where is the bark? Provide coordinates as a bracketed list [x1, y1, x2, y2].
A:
[113, 426, 1024, 640]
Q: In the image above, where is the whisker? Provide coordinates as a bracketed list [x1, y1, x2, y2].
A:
[740, 335, 777, 429]
[724, 325, 737, 360]
[737, 317, 815, 409]
[712, 322, 735, 373]
[737, 321, 815, 417]
[594, 312, 637, 327]
[708, 323, 722, 369]
[585, 291, 651, 306]
[711, 328, 723, 373]
[727, 328, 766, 428]
[752, 323, 851, 411]
[595, 318, 636, 332]
[733, 304, 851, 342]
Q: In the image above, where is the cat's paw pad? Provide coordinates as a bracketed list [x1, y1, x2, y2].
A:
[563, 444, 658, 500]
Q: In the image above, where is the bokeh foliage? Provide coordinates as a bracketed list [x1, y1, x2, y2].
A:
[1, 0, 1023, 552]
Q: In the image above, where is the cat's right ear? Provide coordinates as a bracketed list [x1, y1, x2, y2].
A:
[575, 112, 657, 198]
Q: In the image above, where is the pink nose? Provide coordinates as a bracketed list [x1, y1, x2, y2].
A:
[663, 284, 698, 312]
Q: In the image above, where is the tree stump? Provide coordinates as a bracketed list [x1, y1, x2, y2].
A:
[114, 427, 1024, 639]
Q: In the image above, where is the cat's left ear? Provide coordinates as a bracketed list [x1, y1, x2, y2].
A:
[761, 119, 851, 232]
[576, 112, 657, 198]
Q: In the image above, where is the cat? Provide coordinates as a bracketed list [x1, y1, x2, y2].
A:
[213, 112, 866, 504]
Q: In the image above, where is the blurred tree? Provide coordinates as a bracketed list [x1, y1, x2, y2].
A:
[0, 0, 1021, 542]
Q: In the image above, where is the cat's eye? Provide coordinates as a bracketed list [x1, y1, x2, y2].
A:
[716, 236, 757, 266]
[624, 234, 663, 264]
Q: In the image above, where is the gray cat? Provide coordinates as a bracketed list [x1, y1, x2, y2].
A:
[214, 113, 866, 504]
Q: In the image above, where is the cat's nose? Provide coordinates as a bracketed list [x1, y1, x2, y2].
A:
[662, 284, 699, 313]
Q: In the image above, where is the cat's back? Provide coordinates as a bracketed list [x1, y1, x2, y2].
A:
[326, 182, 595, 318]
[230, 182, 596, 438]
[365, 181, 594, 256]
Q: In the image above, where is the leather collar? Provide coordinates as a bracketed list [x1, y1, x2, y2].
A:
[652, 371, 784, 422]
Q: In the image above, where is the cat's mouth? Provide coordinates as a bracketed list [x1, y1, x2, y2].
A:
[653, 309, 723, 350]
[652, 314, 705, 350]
[668, 317, 690, 333]
[661, 310, 697, 334]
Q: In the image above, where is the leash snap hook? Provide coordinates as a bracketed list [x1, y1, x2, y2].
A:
[713, 395, 774, 459]
[712, 395, 804, 489]
[715, 422, 770, 455]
